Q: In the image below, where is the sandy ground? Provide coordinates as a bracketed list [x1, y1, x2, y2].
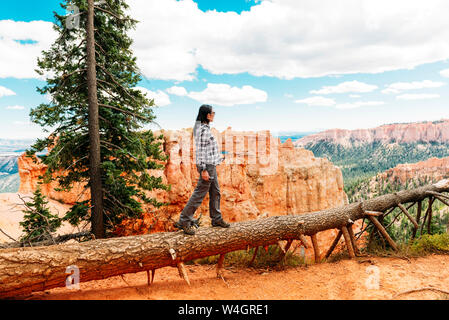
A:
[25, 253, 449, 300]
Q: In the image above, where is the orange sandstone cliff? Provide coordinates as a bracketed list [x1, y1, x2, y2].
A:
[377, 157, 449, 185]
[18, 128, 353, 259]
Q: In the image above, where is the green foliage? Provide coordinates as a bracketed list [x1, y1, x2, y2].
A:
[346, 171, 449, 204]
[409, 233, 449, 254]
[365, 198, 448, 251]
[19, 185, 62, 243]
[27, 0, 170, 236]
[63, 200, 90, 226]
[305, 140, 449, 192]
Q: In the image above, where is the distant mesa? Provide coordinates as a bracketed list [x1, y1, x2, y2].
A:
[294, 119, 449, 148]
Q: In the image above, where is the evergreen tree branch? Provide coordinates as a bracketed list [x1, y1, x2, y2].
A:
[65, 155, 89, 172]
[102, 188, 138, 214]
[99, 103, 151, 121]
[100, 139, 138, 160]
[61, 39, 87, 70]
[94, 41, 107, 55]
[58, 68, 87, 88]
[94, 5, 126, 21]
[96, 64, 142, 105]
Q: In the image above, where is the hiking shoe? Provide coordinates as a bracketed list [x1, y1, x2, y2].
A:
[175, 216, 201, 229]
[182, 224, 196, 235]
[174, 221, 196, 235]
[174, 221, 183, 229]
[211, 219, 230, 228]
[192, 213, 202, 228]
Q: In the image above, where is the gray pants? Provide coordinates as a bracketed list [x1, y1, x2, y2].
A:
[179, 164, 223, 227]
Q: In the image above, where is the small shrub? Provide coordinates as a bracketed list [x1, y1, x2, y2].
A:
[409, 234, 449, 255]
[19, 185, 61, 243]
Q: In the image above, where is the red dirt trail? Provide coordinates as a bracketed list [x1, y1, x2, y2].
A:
[26, 254, 449, 300]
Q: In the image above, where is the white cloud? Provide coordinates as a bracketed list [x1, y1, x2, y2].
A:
[127, 0, 449, 81]
[0, 86, 16, 98]
[310, 81, 378, 95]
[166, 86, 188, 96]
[295, 96, 336, 107]
[135, 86, 171, 106]
[335, 101, 385, 109]
[382, 80, 445, 94]
[6, 105, 25, 110]
[295, 96, 384, 109]
[4, 1, 449, 81]
[0, 20, 57, 79]
[440, 68, 449, 78]
[396, 93, 440, 100]
[186, 83, 267, 106]
[349, 94, 361, 98]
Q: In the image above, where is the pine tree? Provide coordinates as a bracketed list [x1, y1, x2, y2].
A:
[27, 0, 170, 238]
[19, 185, 62, 243]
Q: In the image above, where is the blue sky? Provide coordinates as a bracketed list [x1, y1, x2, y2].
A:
[1, 0, 449, 139]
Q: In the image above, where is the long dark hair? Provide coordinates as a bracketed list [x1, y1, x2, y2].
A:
[196, 104, 213, 124]
[193, 104, 213, 138]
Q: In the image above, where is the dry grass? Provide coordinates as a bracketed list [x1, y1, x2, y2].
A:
[188, 244, 306, 270]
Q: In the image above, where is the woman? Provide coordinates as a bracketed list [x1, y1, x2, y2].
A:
[174, 105, 230, 235]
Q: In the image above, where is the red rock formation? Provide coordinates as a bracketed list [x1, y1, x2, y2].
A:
[377, 157, 449, 185]
[295, 119, 449, 148]
[18, 128, 353, 259]
[18, 154, 89, 204]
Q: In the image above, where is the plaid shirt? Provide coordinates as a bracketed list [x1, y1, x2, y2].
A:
[195, 123, 224, 171]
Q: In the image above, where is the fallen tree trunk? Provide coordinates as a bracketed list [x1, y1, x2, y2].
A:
[1, 180, 448, 298]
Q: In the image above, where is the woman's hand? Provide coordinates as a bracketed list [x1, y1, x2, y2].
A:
[201, 170, 210, 181]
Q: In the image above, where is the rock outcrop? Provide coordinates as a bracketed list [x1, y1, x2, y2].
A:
[295, 119, 449, 148]
[17, 128, 354, 259]
[18, 154, 89, 204]
[377, 157, 449, 185]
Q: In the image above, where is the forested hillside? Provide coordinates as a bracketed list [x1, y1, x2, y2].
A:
[302, 140, 449, 190]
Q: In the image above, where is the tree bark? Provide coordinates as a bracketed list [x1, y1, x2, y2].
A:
[87, 0, 104, 239]
[341, 226, 355, 258]
[412, 200, 422, 240]
[1, 180, 448, 298]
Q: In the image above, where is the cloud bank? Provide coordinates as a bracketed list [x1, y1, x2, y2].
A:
[166, 83, 268, 106]
[310, 81, 378, 95]
[127, 0, 449, 81]
[382, 80, 445, 94]
[2, 0, 449, 82]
